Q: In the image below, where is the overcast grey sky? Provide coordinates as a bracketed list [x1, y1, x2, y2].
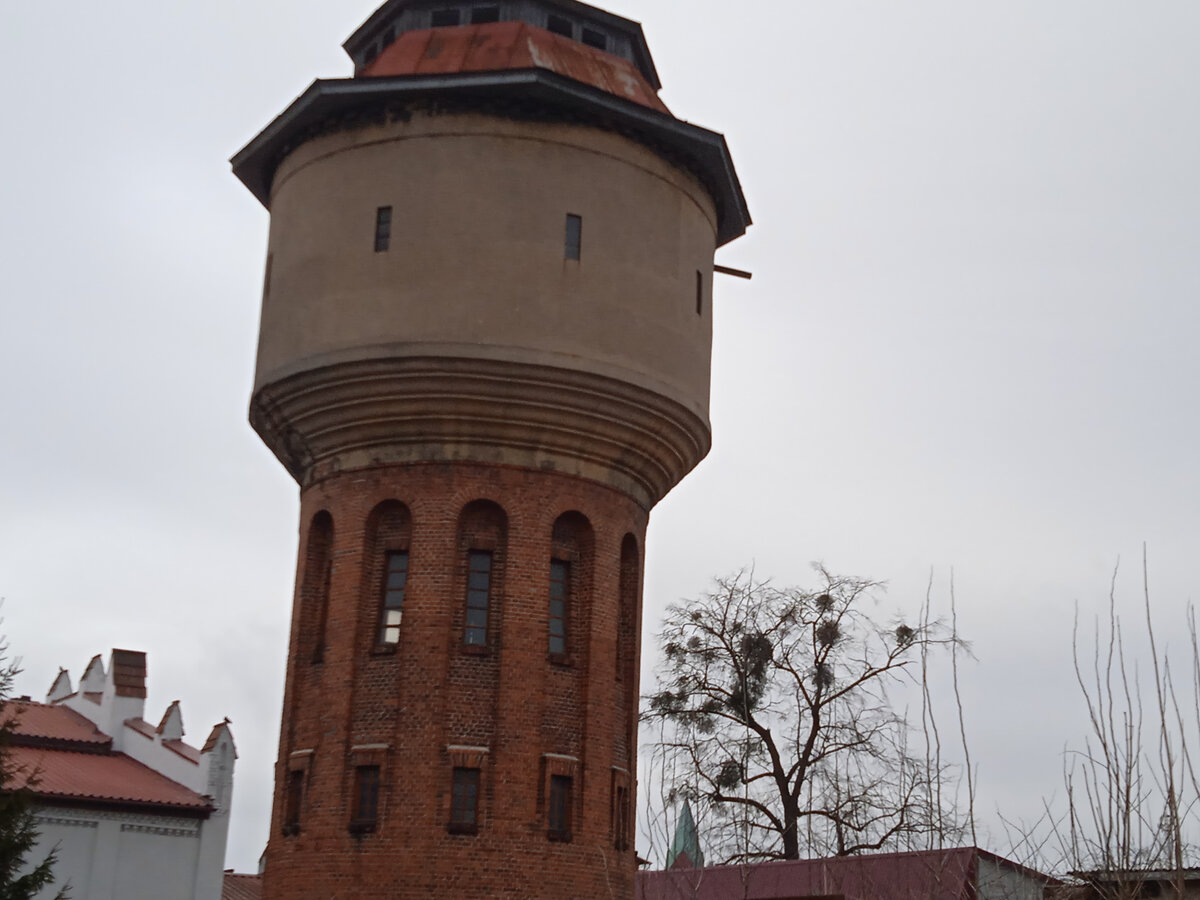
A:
[3, 0, 1199, 874]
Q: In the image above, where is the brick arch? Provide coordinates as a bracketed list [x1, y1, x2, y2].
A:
[359, 500, 413, 654]
[615, 532, 640, 767]
[298, 510, 334, 665]
[348, 500, 413, 748]
[549, 511, 594, 664]
[445, 499, 508, 750]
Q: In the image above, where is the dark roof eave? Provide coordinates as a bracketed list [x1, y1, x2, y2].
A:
[230, 70, 749, 246]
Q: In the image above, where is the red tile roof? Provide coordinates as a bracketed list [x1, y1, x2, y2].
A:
[11, 702, 109, 747]
[222, 873, 262, 900]
[8, 746, 211, 813]
[359, 21, 668, 113]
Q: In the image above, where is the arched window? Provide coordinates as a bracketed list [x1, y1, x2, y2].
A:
[549, 512, 592, 662]
[617, 534, 638, 686]
[363, 501, 412, 649]
[300, 511, 334, 663]
[456, 501, 507, 650]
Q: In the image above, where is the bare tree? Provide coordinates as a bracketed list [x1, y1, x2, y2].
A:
[643, 567, 966, 865]
[1049, 551, 1200, 900]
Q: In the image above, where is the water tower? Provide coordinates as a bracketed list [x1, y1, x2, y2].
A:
[232, 1, 748, 895]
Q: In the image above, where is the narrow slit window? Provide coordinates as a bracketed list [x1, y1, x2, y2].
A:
[548, 559, 568, 657]
[565, 214, 582, 261]
[374, 206, 392, 252]
[470, 5, 500, 23]
[548, 774, 573, 840]
[695, 270, 704, 315]
[350, 765, 381, 832]
[283, 770, 303, 835]
[614, 783, 630, 850]
[431, 8, 462, 26]
[581, 28, 607, 50]
[464, 550, 492, 646]
[546, 14, 572, 37]
[450, 767, 480, 832]
[379, 551, 408, 645]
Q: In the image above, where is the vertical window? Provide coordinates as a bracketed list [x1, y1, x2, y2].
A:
[548, 559, 568, 657]
[350, 765, 381, 832]
[450, 767, 480, 832]
[374, 206, 392, 252]
[581, 28, 607, 50]
[431, 8, 461, 26]
[379, 551, 408, 645]
[470, 5, 500, 23]
[695, 270, 704, 316]
[548, 774, 573, 840]
[546, 14, 572, 37]
[565, 214, 582, 261]
[464, 551, 492, 646]
[283, 770, 304, 835]
[614, 783, 630, 850]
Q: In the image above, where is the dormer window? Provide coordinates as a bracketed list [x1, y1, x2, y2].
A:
[581, 28, 607, 51]
[432, 8, 462, 26]
[471, 5, 501, 24]
[546, 14, 572, 37]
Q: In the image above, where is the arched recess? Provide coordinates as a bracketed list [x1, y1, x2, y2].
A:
[615, 533, 640, 766]
[360, 500, 413, 652]
[548, 511, 594, 664]
[299, 511, 334, 664]
[446, 499, 508, 751]
[454, 500, 508, 651]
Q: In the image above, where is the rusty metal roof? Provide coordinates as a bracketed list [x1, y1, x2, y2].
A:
[344, 0, 661, 90]
[359, 22, 667, 113]
[9, 745, 211, 813]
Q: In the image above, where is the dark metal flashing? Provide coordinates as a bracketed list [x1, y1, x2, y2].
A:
[343, 0, 661, 90]
[230, 69, 750, 246]
[13, 734, 113, 755]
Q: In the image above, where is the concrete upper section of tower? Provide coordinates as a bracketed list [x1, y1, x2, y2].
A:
[343, 0, 662, 91]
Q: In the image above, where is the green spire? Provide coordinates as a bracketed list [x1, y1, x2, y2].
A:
[666, 799, 705, 869]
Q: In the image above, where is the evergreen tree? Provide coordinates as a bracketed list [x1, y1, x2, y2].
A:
[0, 645, 66, 899]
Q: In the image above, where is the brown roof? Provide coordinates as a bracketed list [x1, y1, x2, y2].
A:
[359, 21, 668, 113]
[222, 873, 262, 900]
[125, 718, 156, 740]
[9, 745, 211, 813]
[637, 847, 1056, 900]
[164, 739, 200, 764]
[10, 702, 109, 747]
[110, 649, 147, 698]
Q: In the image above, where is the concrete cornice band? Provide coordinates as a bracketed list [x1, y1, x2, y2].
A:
[250, 355, 711, 509]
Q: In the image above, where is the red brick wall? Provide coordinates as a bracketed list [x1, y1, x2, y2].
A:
[264, 461, 647, 899]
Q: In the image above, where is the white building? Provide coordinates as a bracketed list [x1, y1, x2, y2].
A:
[13, 649, 235, 900]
